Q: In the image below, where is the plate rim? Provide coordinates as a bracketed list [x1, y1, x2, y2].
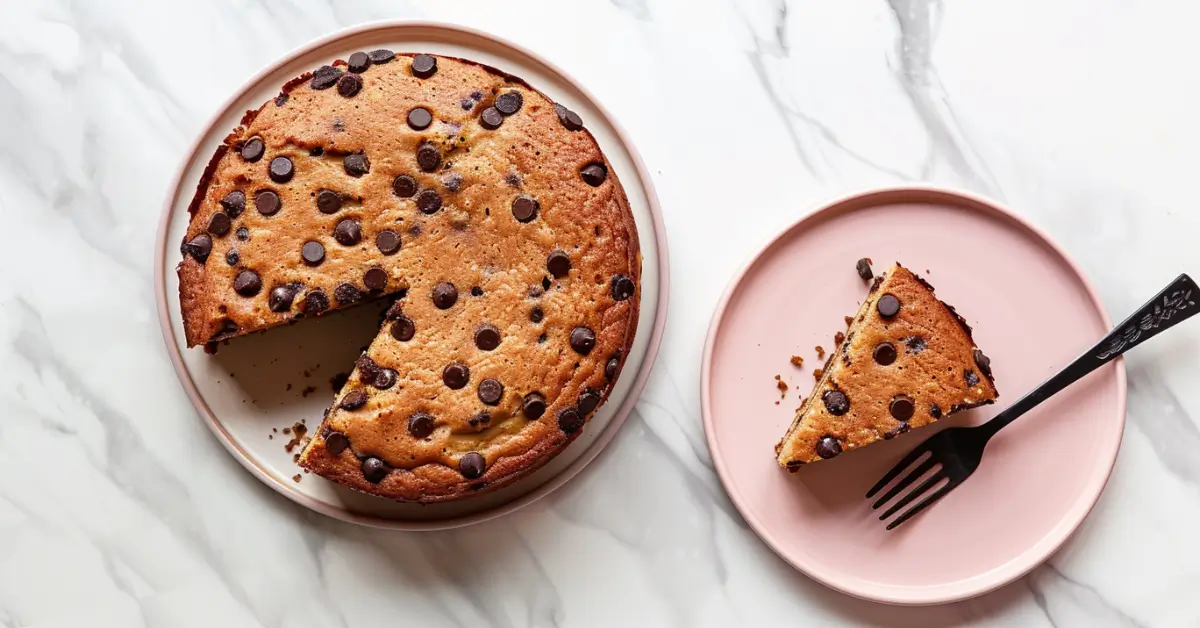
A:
[152, 19, 670, 530]
[699, 184, 1126, 605]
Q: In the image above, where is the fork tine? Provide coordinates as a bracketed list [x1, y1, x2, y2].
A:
[878, 470, 948, 521]
[884, 481, 955, 530]
[871, 456, 937, 510]
[865, 444, 932, 499]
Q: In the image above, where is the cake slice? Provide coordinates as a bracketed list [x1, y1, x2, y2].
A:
[776, 263, 998, 469]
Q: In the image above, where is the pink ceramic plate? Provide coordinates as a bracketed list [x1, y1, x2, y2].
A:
[154, 21, 668, 529]
[702, 186, 1124, 605]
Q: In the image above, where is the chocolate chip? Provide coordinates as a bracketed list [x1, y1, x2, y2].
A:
[391, 316, 415, 341]
[240, 138, 265, 162]
[301, 241, 325, 265]
[570, 327, 596, 355]
[373, 368, 397, 390]
[578, 388, 601, 415]
[815, 436, 842, 459]
[856, 258, 873, 280]
[343, 153, 370, 177]
[416, 189, 443, 214]
[965, 370, 980, 387]
[529, 307, 544, 323]
[375, 229, 401, 254]
[316, 190, 342, 214]
[309, 146, 324, 156]
[355, 354, 381, 382]
[346, 51, 371, 73]
[269, 285, 296, 312]
[311, 65, 342, 90]
[255, 190, 281, 216]
[363, 268, 388, 292]
[605, 356, 620, 380]
[411, 54, 437, 78]
[873, 342, 897, 365]
[505, 172, 522, 187]
[361, 457, 389, 483]
[233, 270, 261, 297]
[392, 175, 417, 198]
[225, 249, 239, 266]
[930, 403, 942, 419]
[542, 276, 552, 291]
[459, 452, 486, 479]
[408, 412, 435, 438]
[443, 363, 469, 389]
[407, 107, 432, 130]
[368, 49, 395, 64]
[236, 227, 249, 241]
[221, 190, 246, 217]
[884, 423, 910, 440]
[889, 395, 915, 421]
[905, 336, 927, 354]
[547, 250, 571, 278]
[480, 107, 503, 129]
[580, 163, 607, 186]
[416, 143, 441, 172]
[468, 412, 490, 428]
[334, 219, 362, 246]
[432, 282, 457, 309]
[269, 156, 293, 183]
[973, 349, 992, 378]
[206, 212, 231, 236]
[275, 93, 288, 106]
[877, 294, 901, 318]
[339, 388, 368, 410]
[334, 283, 362, 305]
[477, 378, 503, 405]
[822, 390, 849, 415]
[182, 234, 212, 263]
[337, 73, 362, 97]
[611, 275, 635, 301]
[557, 407, 584, 433]
[442, 172, 462, 192]
[303, 289, 329, 315]
[554, 103, 584, 130]
[511, 195, 539, 222]
[495, 91, 523, 115]
[475, 325, 501, 351]
[461, 97, 475, 110]
[522, 392, 546, 419]
[325, 431, 348, 454]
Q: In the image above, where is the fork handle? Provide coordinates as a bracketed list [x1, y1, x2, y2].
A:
[981, 273, 1200, 436]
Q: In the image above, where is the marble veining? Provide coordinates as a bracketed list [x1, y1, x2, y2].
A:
[2, 0, 1199, 626]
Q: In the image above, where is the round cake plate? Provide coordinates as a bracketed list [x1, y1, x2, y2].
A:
[153, 21, 668, 530]
[701, 186, 1125, 605]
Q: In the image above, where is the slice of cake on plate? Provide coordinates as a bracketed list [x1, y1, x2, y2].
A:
[776, 263, 997, 469]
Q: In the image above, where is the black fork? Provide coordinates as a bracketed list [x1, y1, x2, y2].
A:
[867, 274, 1200, 530]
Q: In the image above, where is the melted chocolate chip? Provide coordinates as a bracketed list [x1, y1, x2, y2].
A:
[311, 65, 342, 90]
[392, 175, 417, 198]
[822, 390, 849, 416]
[182, 234, 212, 263]
[411, 54, 437, 78]
[522, 392, 546, 419]
[268, 156, 293, 183]
[301, 241, 325, 266]
[578, 388, 601, 415]
[605, 356, 620, 380]
[873, 342, 897, 365]
[554, 103, 584, 130]
[973, 349, 992, 378]
[443, 363, 469, 389]
[877, 294, 901, 318]
[236, 227, 249, 241]
[432, 282, 457, 309]
[361, 457, 389, 483]
[889, 395, 915, 421]
[325, 431, 348, 454]
[233, 270, 261, 297]
[368, 49, 395, 64]
[884, 423, 910, 440]
[557, 407, 584, 433]
[475, 325, 501, 351]
[930, 403, 943, 419]
[375, 229, 401, 254]
[268, 285, 296, 312]
[459, 452, 486, 479]
[334, 283, 362, 305]
[255, 189, 281, 216]
[316, 190, 342, 214]
[334, 219, 362, 246]
[343, 153, 370, 177]
[408, 412, 435, 438]
[529, 307, 544, 323]
[416, 189, 443, 214]
[542, 276, 552, 291]
[495, 91, 523, 115]
[546, 250, 571, 278]
[275, 92, 288, 106]
[477, 378, 503, 405]
[570, 327, 596, 355]
[337, 73, 362, 97]
[580, 162, 607, 186]
[391, 316, 415, 341]
[468, 412, 491, 428]
[240, 138, 265, 162]
[511, 195, 539, 222]
[339, 388, 368, 410]
[225, 249, 239, 266]
[480, 107, 503, 129]
[856, 258, 873, 280]
[372, 368, 397, 390]
[815, 436, 842, 459]
[611, 275, 635, 301]
[207, 212, 231, 236]
[442, 172, 462, 192]
[416, 143, 441, 172]
[965, 370, 980, 387]
[363, 267, 388, 292]
[302, 289, 329, 315]
[347, 51, 371, 73]
[905, 336, 927, 354]
[407, 107, 433, 131]
[355, 355, 381, 382]
[221, 190, 246, 217]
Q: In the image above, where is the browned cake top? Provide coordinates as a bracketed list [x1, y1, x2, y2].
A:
[177, 51, 640, 501]
[776, 264, 997, 468]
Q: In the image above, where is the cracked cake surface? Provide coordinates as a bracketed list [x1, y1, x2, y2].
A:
[776, 263, 996, 469]
[177, 52, 640, 501]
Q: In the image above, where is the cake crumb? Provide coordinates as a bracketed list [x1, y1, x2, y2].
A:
[330, 372, 349, 393]
[813, 368, 824, 380]
[282, 427, 292, 435]
[301, 385, 317, 397]
[815, 346, 826, 360]
[284, 422, 310, 454]
[790, 355, 804, 368]
[845, 315, 854, 327]
[286, 383, 293, 391]
[774, 375, 788, 399]
[834, 332, 845, 346]
[292, 474, 302, 483]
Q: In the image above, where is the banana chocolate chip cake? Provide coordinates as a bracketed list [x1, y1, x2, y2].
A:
[178, 52, 640, 501]
[776, 263, 996, 469]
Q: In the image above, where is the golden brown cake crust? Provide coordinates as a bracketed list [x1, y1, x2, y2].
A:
[177, 52, 640, 501]
[776, 264, 997, 468]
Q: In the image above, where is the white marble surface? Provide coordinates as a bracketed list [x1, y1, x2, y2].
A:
[2, 0, 1199, 625]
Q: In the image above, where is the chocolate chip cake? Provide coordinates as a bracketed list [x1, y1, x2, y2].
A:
[177, 51, 640, 501]
[775, 264, 996, 469]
